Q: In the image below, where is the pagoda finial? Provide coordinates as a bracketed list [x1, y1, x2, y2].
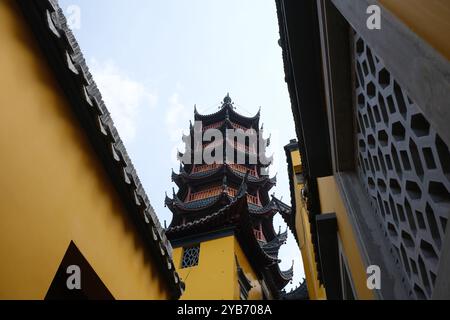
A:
[172, 187, 176, 197]
[224, 92, 232, 104]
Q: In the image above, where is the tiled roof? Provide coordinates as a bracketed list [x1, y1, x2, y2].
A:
[166, 194, 223, 211]
[280, 280, 309, 300]
[261, 229, 288, 258]
[194, 94, 260, 126]
[17, 0, 183, 298]
[174, 164, 275, 184]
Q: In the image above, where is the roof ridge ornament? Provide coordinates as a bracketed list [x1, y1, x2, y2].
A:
[224, 92, 232, 104]
[221, 92, 235, 110]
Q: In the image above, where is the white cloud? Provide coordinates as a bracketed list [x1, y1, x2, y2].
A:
[89, 58, 157, 143]
[165, 93, 192, 166]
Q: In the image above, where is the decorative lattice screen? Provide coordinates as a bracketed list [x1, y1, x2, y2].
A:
[181, 245, 200, 268]
[353, 32, 450, 299]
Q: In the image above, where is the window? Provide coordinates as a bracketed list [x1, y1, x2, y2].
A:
[181, 245, 200, 268]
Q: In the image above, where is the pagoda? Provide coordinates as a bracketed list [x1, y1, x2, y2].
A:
[164, 94, 294, 299]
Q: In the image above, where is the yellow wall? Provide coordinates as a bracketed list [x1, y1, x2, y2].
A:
[289, 150, 326, 300]
[172, 235, 262, 300]
[379, 0, 450, 60]
[0, 0, 168, 300]
[317, 176, 374, 300]
[233, 238, 263, 300]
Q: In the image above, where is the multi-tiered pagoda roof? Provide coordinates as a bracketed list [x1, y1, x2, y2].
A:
[165, 94, 294, 296]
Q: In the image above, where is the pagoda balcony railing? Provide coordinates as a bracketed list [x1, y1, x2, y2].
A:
[246, 193, 260, 205]
[192, 163, 221, 174]
[198, 139, 257, 154]
[187, 186, 223, 202]
[187, 186, 261, 206]
[228, 163, 257, 177]
[229, 140, 256, 154]
[192, 163, 257, 177]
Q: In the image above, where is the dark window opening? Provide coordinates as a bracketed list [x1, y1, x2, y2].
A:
[181, 244, 200, 268]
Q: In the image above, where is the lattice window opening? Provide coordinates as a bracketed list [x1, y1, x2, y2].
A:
[353, 32, 450, 299]
[181, 245, 200, 269]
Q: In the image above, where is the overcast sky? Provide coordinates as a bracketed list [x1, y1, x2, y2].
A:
[59, 0, 304, 290]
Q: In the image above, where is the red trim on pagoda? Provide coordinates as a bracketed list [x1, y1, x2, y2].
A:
[192, 163, 258, 177]
[186, 185, 261, 206]
[165, 94, 292, 295]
